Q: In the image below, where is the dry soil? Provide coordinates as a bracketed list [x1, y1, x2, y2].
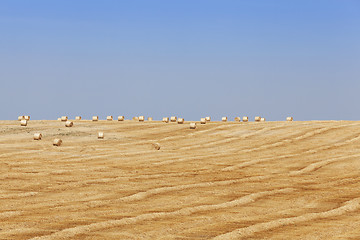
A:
[1, 120, 360, 239]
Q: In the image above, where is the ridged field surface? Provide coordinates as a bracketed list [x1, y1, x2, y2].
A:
[1, 120, 360, 239]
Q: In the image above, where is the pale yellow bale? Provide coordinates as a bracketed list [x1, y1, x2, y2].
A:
[33, 133, 42, 140]
[222, 117, 227, 122]
[65, 121, 73, 127]
[189, 122, 196, 129]
[287, 117, 293, 121]
[177, 118, 184, 124]
[162, 117, 169, 123]
[234, 117, 241, 122]
[255, 116, 261, 122]
[98, 132, 104, 139]
[107, 116, 113, 121]
[148, 117, 153, 121]
[152, 143, 161, 150]
[170, 116, 177, 122]
[75, 116, 81, 120]
[18, 116, 25, 121]
[57, 118, 61, 121]
[243, 116, 249, 122]
[53, 139, 62, 146]
[20, 120, 27, 126]
[61, 116, 68, 122]
[200, 118, 206, 124]
[118, 116, 124, 121]
[260, 117, 266, 122]
[205, 116, 211, 122]
[92, 116, 99, 121]
[132, 117, 139, 121]
[138, 116, 145, 122]
[24, 116, 30, 121]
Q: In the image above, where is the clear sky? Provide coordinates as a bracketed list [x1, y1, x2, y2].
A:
[0, 0, 359, 121]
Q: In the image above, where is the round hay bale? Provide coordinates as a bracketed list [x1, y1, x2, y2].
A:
[170, 116, 177, 122]
[138, 116, 145, 122]
[190, 122, 196, 129]
[260, 117, 266, 122]
[33, 133, 42, 140]
[118, 116, 125, 121]
[255, 116, 261, 122]
[107, 116, 113, 121]
[98, 132, 104, 139]
[243, 116, 249, 122]
[133, 117, 139, 121]
[222, 117, 227, 122]
[65, 121, 73, 127]
[20, 120, 27, 126]
[205, 116, 211, 122]
[287, 117, 293, 121]
[92, 116, 99, 121]
[152, 143, 161, 150]
[234, 117, 241, 122]
[75, 116, 81, 120]
[57, 118, 61, 121]
[18, 116, 25, 121]
[162, 117, 169, 123]
[200, 118, 206, 124]
[53, 139, 62, 146]
[177, 118, 184, 124]
[24, 116, 30, 121]
[61, 116, 68, 122]
[148, 117, 153, 121]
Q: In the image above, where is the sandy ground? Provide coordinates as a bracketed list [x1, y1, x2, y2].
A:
[1, 119, 360, 239]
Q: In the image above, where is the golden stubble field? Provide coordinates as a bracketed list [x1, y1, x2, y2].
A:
[1, 119, 360, 239]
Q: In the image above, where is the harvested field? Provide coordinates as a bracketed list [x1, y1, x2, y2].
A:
[1, 120, 360, 239]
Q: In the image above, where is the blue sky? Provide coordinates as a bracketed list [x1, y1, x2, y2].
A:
[0, 0, 359, 120]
